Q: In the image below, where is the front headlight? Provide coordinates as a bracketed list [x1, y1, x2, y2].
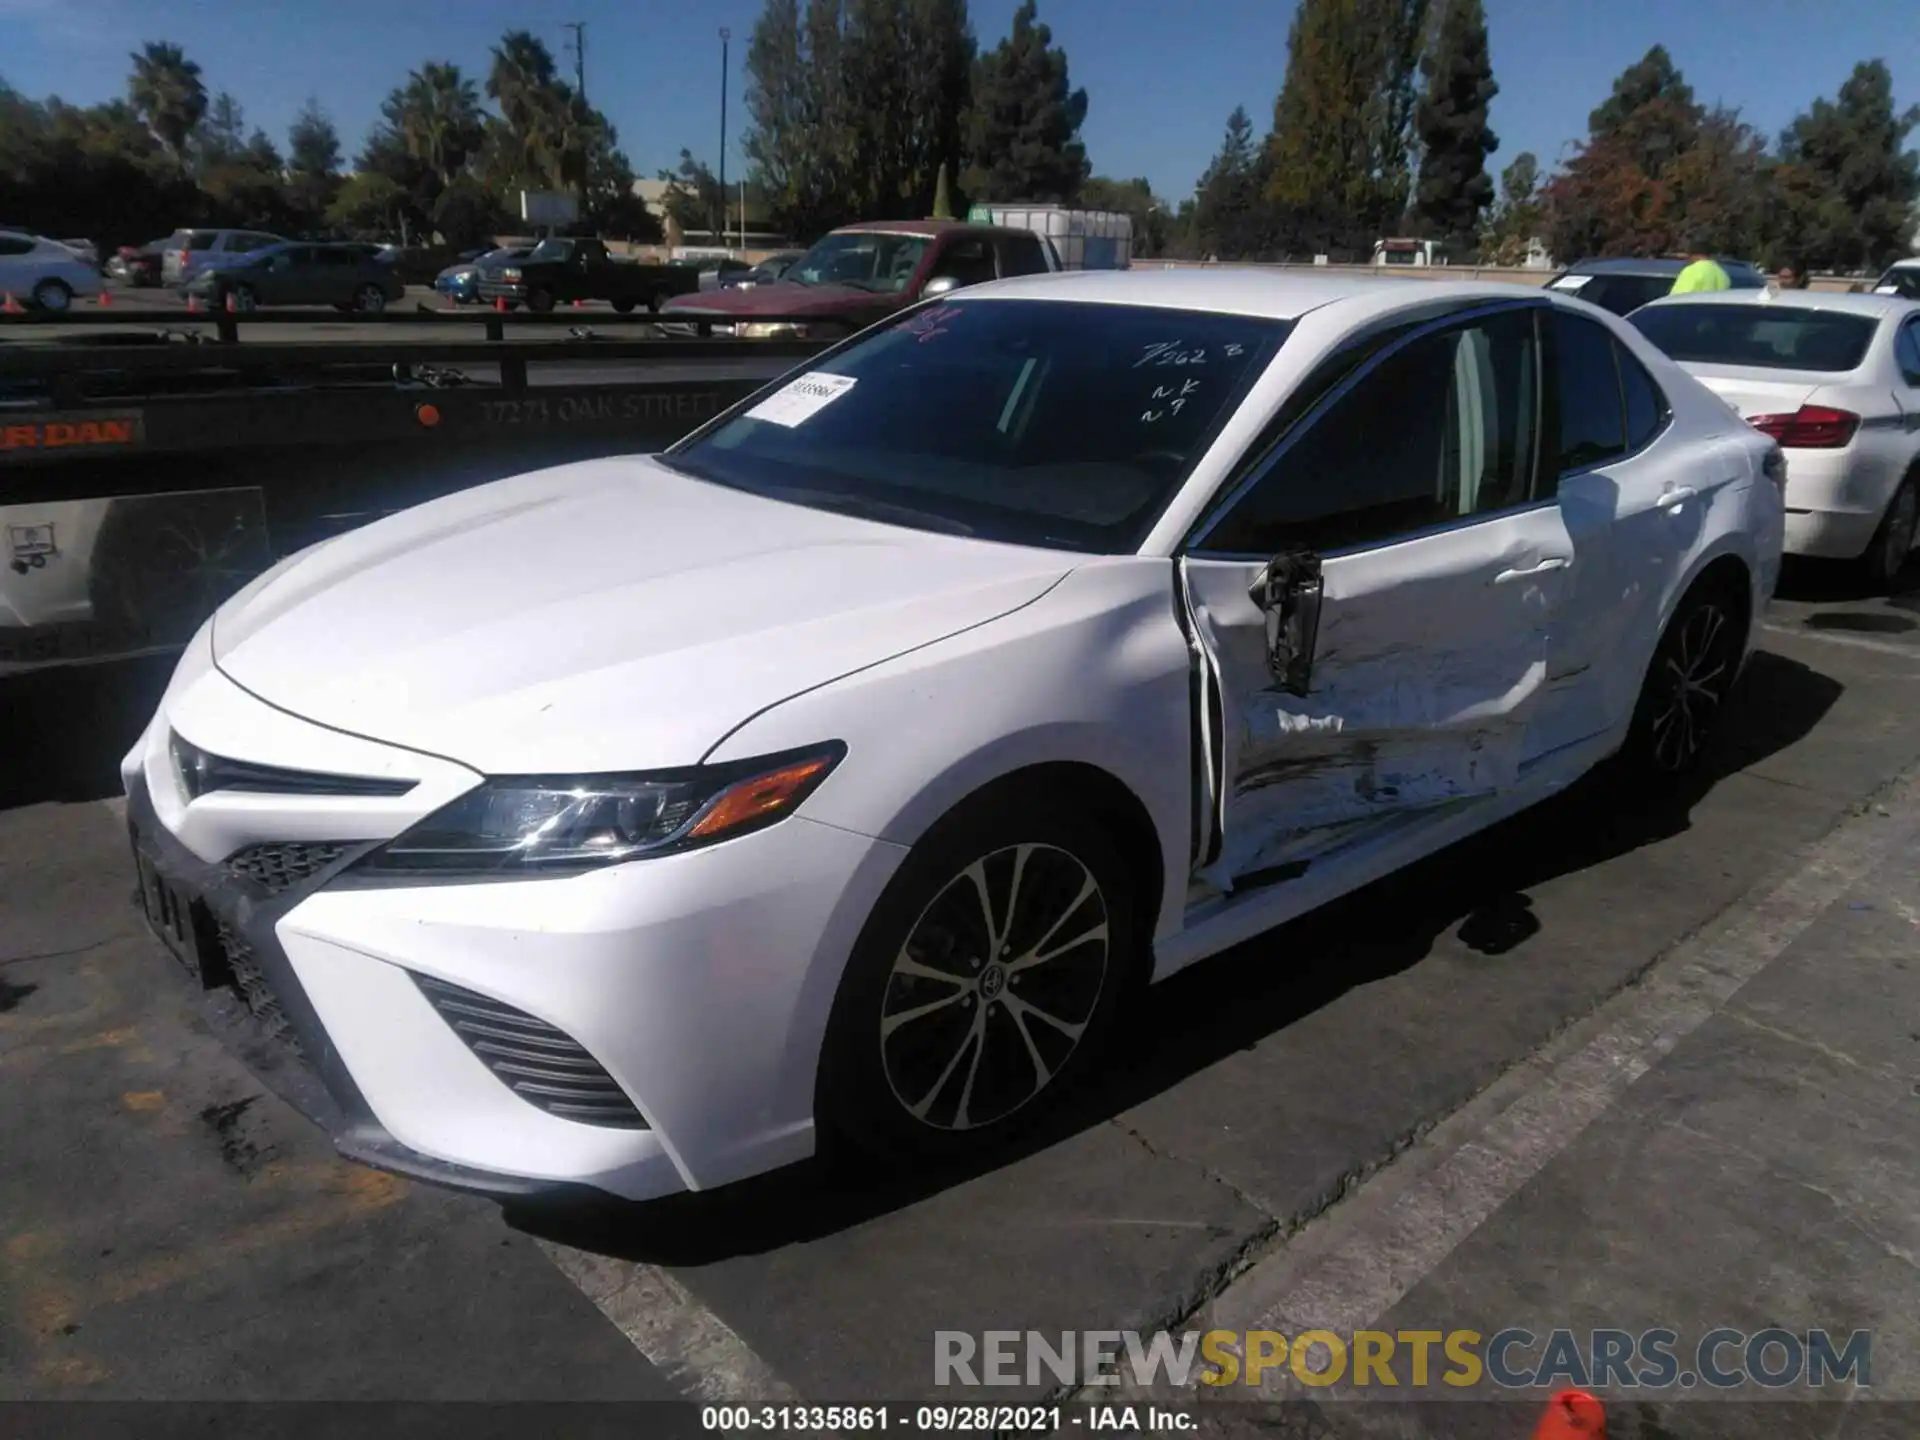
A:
[738, 321, 810, 339]
[351, 743, 845, 879]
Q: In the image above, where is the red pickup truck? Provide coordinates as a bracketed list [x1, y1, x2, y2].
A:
[657, 219, 1060, 338]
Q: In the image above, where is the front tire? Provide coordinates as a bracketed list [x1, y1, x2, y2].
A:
[611, 297, 638, 315]
[818, 802, 1137, 1162]
[353, 284, 387, 314]
[31, 278, 72, 313]
[525, 287, 555, 314]
[229, 283, 259, 313]
[1860, 477, 1917, 592]
[1618, 575, 1746, 780]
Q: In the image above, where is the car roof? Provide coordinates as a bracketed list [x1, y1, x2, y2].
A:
[1882, 258, 1920, 272]
[833, 220, 1034, 240]
[1636, 288, 1916, 320]
[1560, 256, 1761, 277]
[948, 267, 1547, 321]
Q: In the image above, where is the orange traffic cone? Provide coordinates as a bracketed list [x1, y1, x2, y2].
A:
[1533, 1390, 1605, 1439]
[494, 296, 508, 313]
[224, 292, 237, 314]
[185, 293, 201, 313]
[97, 288, 112, 307]
[2, 293, 23, 314]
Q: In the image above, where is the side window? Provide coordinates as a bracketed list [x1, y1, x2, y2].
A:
[1552, 310, 1626, 474]
[1617, 343, 1670, 450]
[1897, 321, 1920, 385]
[0, 237, 34, 257]
[240, 233, 279, 252]
[995, 233, 1050, 278]
[1202, 308, 1540, 556]
[931, 239, 996, 286]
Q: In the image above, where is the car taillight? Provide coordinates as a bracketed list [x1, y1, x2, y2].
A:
[1748, 405, 1859, 449]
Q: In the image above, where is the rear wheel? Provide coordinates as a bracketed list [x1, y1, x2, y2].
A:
[818, 801, 1137, 1163]
[30, 278, 72, 313]
[229, 283, 258, 313]
[647, 291, 664, 314]
[1860, 477, 1917, 592]
[353, 284, 387, 314]
[611, 297, 637, 315]
[1618, 575, 1746, 780]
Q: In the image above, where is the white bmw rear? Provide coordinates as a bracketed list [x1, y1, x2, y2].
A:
[1631, 289, 1920, 586]
[125, 271, 1783, 1202]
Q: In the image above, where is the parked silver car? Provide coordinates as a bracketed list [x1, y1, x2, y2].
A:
[161, 227, 285, 286]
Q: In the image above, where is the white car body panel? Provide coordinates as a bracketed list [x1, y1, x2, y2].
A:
[123, 270, 1784, 1199]
[0, 231, 103, 307]
[1635, 289, 1920, 561]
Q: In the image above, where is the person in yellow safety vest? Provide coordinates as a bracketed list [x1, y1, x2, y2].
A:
[1670, 237, 1732, 295]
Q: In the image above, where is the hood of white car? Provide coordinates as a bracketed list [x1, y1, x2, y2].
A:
[212, 456, 1073, 774]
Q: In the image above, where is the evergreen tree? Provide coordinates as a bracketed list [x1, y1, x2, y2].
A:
[1410, 0, 1497, 257]
[1478, 149, 1540, 264]
[962, 0, 1089, 204]
[1265, 0, 1429, 255]
[1195, 105, 1265, 258]
[1773, 60, 1920, 272]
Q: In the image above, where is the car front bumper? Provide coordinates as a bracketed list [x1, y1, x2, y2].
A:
[122, 633, 908, 1201]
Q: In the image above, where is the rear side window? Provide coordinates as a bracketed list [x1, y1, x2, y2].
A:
[183, 230, 217, 250]
[1896, 321, 1920, 384]
[995, 233, 1051, 278]
[1552, 311, 1626, 472]
[0, 236, 33, 257]
[1630, 305, 1877, 373]
[1619, 346, 1670, 449]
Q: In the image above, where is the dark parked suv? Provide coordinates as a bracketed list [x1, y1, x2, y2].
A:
[1546, 256, 1766, 316]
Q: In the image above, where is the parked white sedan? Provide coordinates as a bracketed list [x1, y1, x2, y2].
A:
[1631, 289, 1920, 586]
[0, 229, 104, 311]
[122, 271, 1783, 1201]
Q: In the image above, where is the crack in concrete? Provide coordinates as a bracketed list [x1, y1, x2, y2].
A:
[1725, 1009, 1898, 1081]
[0, 939, 117, 970]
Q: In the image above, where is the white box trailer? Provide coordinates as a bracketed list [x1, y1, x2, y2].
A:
[968, 204, 1132, 270]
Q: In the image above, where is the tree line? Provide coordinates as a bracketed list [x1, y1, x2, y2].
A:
[1190, 0, 1918, 273]
[0, 34, 654, 254]
[2, 2, 1914, 272]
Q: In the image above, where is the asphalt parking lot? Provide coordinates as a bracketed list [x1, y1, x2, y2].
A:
[4, 558, 1920, 1434]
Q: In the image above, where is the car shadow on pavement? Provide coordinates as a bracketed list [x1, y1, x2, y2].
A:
[505, 647, 1843, 1266]
[0, 655, 174, 812]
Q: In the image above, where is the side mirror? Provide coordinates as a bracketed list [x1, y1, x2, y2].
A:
[921, 274, 963, 298]
[1247, 547, 1323, 696]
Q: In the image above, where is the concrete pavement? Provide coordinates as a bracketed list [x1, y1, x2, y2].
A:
[2, 561, 1919, 1434]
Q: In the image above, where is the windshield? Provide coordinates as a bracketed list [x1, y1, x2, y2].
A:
[528, 239, 573, 263]
[660, 299, 1291, 552]
[1876, 267, 1920, 300]
[785, 232, 930, 292]
[1632, 304, 1878, 373]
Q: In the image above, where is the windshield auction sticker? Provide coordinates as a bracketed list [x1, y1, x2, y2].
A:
[745, 373, 857, 428]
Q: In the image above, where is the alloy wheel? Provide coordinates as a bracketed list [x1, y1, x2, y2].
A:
[1647, 598, 1736, 772]
[879, 843, 1111, 1132]
[356, 285, 387, 313]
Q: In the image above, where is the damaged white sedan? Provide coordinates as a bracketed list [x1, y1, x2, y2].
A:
[123, 271, 1784, 1202]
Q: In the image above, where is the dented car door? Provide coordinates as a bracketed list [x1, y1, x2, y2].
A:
[1178, 301, 1575, 889]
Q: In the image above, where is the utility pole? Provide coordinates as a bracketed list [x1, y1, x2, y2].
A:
[564, 21, 587, 103]
[719, 26, 731, 247]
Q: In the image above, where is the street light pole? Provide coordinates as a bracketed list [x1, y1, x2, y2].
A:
[719, 27, 731, 248]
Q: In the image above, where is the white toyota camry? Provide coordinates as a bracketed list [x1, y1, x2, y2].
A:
[123, 271, 1784, 1201]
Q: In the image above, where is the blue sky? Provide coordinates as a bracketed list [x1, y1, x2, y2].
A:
[2, 0, 1914, 202]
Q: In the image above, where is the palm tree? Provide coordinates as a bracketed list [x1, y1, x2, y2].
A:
[127, 41, 208, 167]
[486, 31, 570, 191]
[394, 62, 485, 190]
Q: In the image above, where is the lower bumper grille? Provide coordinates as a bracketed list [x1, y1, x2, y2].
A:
[227, 841, 350, 894]
[212, 917, 303, 1057]
[413, 974, 649, 1130]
